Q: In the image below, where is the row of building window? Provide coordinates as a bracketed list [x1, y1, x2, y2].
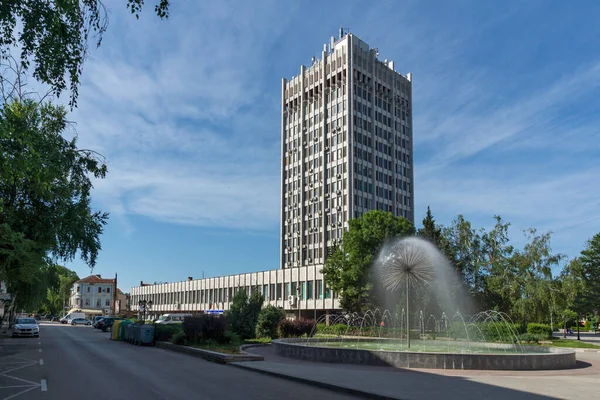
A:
[76, 286, 111, 294]
[134, 281, 336, 306]
[76, 298, 111, 307]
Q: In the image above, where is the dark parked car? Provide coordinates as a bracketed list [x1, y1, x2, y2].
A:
[97, 317, 124, 332]
[92, 316, 106, 329]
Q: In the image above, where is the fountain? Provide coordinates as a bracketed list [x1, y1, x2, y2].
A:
[273, 237, 576, 370]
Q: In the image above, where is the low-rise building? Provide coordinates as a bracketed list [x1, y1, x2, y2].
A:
[130, 265, 341, 320]
[69, 275, 117, 318]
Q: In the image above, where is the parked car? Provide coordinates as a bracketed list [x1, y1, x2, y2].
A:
[12, 317, 40, 337]
[71, 318, 92, 326]
[92, 316, 106, 328]
[99, 317, 125, 332]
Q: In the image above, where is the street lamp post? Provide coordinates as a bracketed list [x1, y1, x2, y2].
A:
[138, 300, 153, 321]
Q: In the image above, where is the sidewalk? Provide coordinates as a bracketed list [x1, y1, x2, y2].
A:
[230, 345, 600, 400]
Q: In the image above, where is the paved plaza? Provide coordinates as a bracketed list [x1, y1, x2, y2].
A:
[235, 344, 600, 399]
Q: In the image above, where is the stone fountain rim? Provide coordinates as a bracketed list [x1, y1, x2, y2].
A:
[273, 338, 576, 356]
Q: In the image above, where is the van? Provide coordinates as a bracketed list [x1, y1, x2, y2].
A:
[154, 314, 192, 324]
[60, 312, 85, 324]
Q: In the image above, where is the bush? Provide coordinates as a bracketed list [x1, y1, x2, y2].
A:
[225, 290, 264, 339]
[182, 315, 229, 344]
[171, 331, 186, 345]
[527, 323, 552, 339]
[255, 306, 286, 338]
[447, 321, 523, 342]
[519, 333, 548, 343]
[154, 324, 183, 342]
[278, 319, 315, 338]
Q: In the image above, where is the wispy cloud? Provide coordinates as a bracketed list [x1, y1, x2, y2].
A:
[68, 1, 297, 232]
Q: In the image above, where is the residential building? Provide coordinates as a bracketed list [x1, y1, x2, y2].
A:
[130, 31, 414, 320]
[281, 28, 414, 269]
[69, 275, 116, 318]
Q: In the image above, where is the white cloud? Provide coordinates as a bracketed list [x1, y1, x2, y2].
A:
[67, 1, 296, 233]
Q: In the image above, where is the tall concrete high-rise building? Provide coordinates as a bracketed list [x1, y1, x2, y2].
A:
[280, 30, 415, 270]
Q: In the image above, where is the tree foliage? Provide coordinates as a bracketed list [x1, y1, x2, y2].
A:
[255, 305, 286, 339]
[225, 290, 264, 339]
[0, 98, 107, 318]
[0, 0, 170, 108]
[321, 210, 415, 313]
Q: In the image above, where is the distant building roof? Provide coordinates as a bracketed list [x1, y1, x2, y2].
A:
[76, 275, 116, 285]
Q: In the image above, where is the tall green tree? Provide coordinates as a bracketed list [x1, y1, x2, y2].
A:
[225, 290, 264, 339]
[0, 0, 170, 107]
[0, 98, 107, 316]
[417, 206, 443, 245]
[579, 233, 600, 310]
[321, 210, 415, 313]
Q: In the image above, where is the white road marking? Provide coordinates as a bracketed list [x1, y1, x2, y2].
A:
[37, 342, 41, 345]
[41, 379, 47, 391]
[38, 348, 42, 353]
[3, 386, 39, 400]
[39, 359, 43, 366]
[0, 385, 35, 389]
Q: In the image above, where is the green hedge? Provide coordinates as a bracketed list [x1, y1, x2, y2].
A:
[154, 324, 183, 342]
[519, 333, 548, 343]
[447, 321, 523, 342]
[526, 323, 552, 339]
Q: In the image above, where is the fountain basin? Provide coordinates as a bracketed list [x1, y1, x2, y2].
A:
[272, 338, 576, 370]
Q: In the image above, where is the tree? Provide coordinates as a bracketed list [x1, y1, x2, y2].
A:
[417, 206, 443, 245]
[321, 210, 415, 313]
[579, 233, 600, 311]
[0, 0, 170, 108]
[0, 98, 107, 317]
[225, 290, 264, 339]
[255, 305, 286, 339]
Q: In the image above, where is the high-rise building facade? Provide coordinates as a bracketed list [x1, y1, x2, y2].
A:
[281, 30, 415, 270]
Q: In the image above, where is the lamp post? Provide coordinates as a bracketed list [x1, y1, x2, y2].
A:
[138, 300, 153, 321]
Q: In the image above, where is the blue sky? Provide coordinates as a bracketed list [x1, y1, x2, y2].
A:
[60, 0, 600, 291]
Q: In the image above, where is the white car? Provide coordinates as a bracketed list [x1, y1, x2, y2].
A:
[13, 318, 40, 337]
[71, 318, 92, 326]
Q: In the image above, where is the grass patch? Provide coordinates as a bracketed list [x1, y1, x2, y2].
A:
[539, 339, 600, 349]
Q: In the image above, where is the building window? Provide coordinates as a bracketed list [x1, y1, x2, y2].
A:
[105, 299, 110, 306]
[96, 299, 101, 307]
[301, 282, 306, 300]
[77, 286, 80, 293]
[85, 299, 89, 306]
[98, 287, 101, 293]
[87, 287, 90, 293]
[277, 284, 283, 300]
[106, 287, 110, 294]
[307, 281, 313, 300]
[317, 280, 323, 299]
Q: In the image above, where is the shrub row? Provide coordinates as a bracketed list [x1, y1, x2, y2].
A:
[182, 315, 229, 344]
[278, 319, 314, 338]
[154, 323, 183, 342]
[526, 323, 552, 338]
[519, 333, 549, 343]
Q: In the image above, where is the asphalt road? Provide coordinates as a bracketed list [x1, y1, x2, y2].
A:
[0, 322, 361, 400]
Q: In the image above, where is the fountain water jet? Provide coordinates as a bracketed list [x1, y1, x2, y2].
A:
[379, 237, 436, 348]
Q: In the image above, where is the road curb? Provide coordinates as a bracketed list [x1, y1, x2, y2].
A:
[228, 362, 400, 400]
[155, 341, 264, 364]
